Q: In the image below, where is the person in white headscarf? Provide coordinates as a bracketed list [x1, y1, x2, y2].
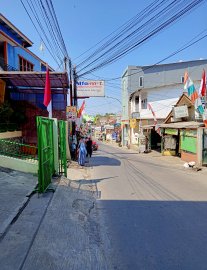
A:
[78, 138, 87, 166]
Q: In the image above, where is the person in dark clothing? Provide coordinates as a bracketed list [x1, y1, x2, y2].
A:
[70, 140, 77, 161]
[86, 137, 93, 158]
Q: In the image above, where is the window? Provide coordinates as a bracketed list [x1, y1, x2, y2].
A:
[19, 56, 34, 71]
[135, 96, 139, 104]
[141, 98, 147, 109]
[181, 76, 184, 83]
[139, 76, 144, 87]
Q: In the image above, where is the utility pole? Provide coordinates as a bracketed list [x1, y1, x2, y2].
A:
[68, 59, 73, 106]
[73, 65, 78, 107]
[64, 56, 67, 71]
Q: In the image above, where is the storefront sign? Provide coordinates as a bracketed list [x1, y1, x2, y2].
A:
[180, 129, 197, 137]
[173, 105, 188, 119]
[164, 128, 178, 135]
[131, 112, 140, 119]
[130, 119, 137, 128]
[66, 106, 77, 121]
[77, 80, 105, 97]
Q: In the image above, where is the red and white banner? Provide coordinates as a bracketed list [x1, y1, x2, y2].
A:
[148, 103, 161, 135]
[198, 69, 206, 97]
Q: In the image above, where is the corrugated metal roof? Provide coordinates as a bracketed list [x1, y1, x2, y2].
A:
[0, 71, 69, 89]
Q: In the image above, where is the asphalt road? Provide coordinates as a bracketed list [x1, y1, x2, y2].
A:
[92, 142, 207, 270]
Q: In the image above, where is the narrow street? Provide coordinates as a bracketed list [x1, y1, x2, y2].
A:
[92, 142, 207, 270]
[1, 143, 207, 269]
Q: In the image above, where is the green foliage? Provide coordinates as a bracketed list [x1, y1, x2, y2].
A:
[0, 101, 13, 123]
[0, 101, 26, 125]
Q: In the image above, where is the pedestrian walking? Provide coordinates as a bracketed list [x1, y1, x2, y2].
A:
[70, 140, 77, 161]
[78, 138, 87, 166]
[86, 137, 93, 158]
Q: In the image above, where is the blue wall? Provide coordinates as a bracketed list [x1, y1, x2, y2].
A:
[7, 43, 42, 71]
[0, 24, 23, 46]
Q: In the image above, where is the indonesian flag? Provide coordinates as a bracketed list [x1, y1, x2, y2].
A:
[198, 69, 206, 97]
[43, 68, 52, 118]
[77, 100, 85, 118]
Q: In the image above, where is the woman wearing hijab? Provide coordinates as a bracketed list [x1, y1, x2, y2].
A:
[78, 138, 87, 166]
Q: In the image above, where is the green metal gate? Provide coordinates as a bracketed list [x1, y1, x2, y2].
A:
[37, 116, 55, 193]
[58, 120, 67, 177]
[203, 129, 207, 165]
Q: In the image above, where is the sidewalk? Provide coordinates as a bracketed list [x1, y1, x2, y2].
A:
[0, 161, 110, 270]
[0, 166, 37, 238]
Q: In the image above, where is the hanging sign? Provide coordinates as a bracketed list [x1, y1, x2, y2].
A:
[173, 105, 188, 119]
[130, 119, 137, 128]
[66, 106, 77, 121]
[77, 80, 105, 97]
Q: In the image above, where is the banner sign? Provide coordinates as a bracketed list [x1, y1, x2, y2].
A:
[173, 105, 188, 119]
[66, 106, 77, 121]
[130, 119, 137, 128]
[131, 112, 140, 119]
[77, 80, 105, 97]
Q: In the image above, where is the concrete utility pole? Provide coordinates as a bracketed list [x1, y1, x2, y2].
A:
[73, 65, 78, 107]
[68, 59, 73, 106]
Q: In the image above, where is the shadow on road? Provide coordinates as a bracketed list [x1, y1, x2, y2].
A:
[98, 199, 207, 270]
[91, 155, 121, 166]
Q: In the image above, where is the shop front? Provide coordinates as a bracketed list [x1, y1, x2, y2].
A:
[160, 122, 204, 164]
[162, 128, 180, 156]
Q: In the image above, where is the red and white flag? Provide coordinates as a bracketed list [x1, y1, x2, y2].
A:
[43, 68, 52, 118]
[198, 69, 206, 97]
[77, 100, 85, 118]
[148, 103, 161, 135]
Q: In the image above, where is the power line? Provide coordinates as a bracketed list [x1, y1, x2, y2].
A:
[92, 28, 207, 82]
[77, 0, 205, 77]
[21, 0, 71, 70]
[20, 0, 61, 67]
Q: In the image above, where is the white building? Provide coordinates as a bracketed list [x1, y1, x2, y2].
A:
[121, 59, 207, 148]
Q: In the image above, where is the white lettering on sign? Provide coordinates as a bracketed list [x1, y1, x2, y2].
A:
[77, 80, 105, 97]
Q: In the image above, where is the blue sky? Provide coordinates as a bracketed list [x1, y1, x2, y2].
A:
[1, 0, 207, 115]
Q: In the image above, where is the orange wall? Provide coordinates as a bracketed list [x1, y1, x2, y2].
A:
[181, 151, 198, 163]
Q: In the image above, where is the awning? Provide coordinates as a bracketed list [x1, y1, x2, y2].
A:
[160, 121, 204, 129]
[0, 71, 69, 89]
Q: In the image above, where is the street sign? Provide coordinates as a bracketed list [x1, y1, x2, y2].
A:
[131, 112, 140, 119]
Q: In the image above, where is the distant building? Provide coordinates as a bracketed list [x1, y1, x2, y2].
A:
[121, 59, 207, 147]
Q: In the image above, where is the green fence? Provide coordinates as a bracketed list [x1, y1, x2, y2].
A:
[58, 120, 67, 177]
[37, 116, 55, 193]
[0, 139, 37, 160]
